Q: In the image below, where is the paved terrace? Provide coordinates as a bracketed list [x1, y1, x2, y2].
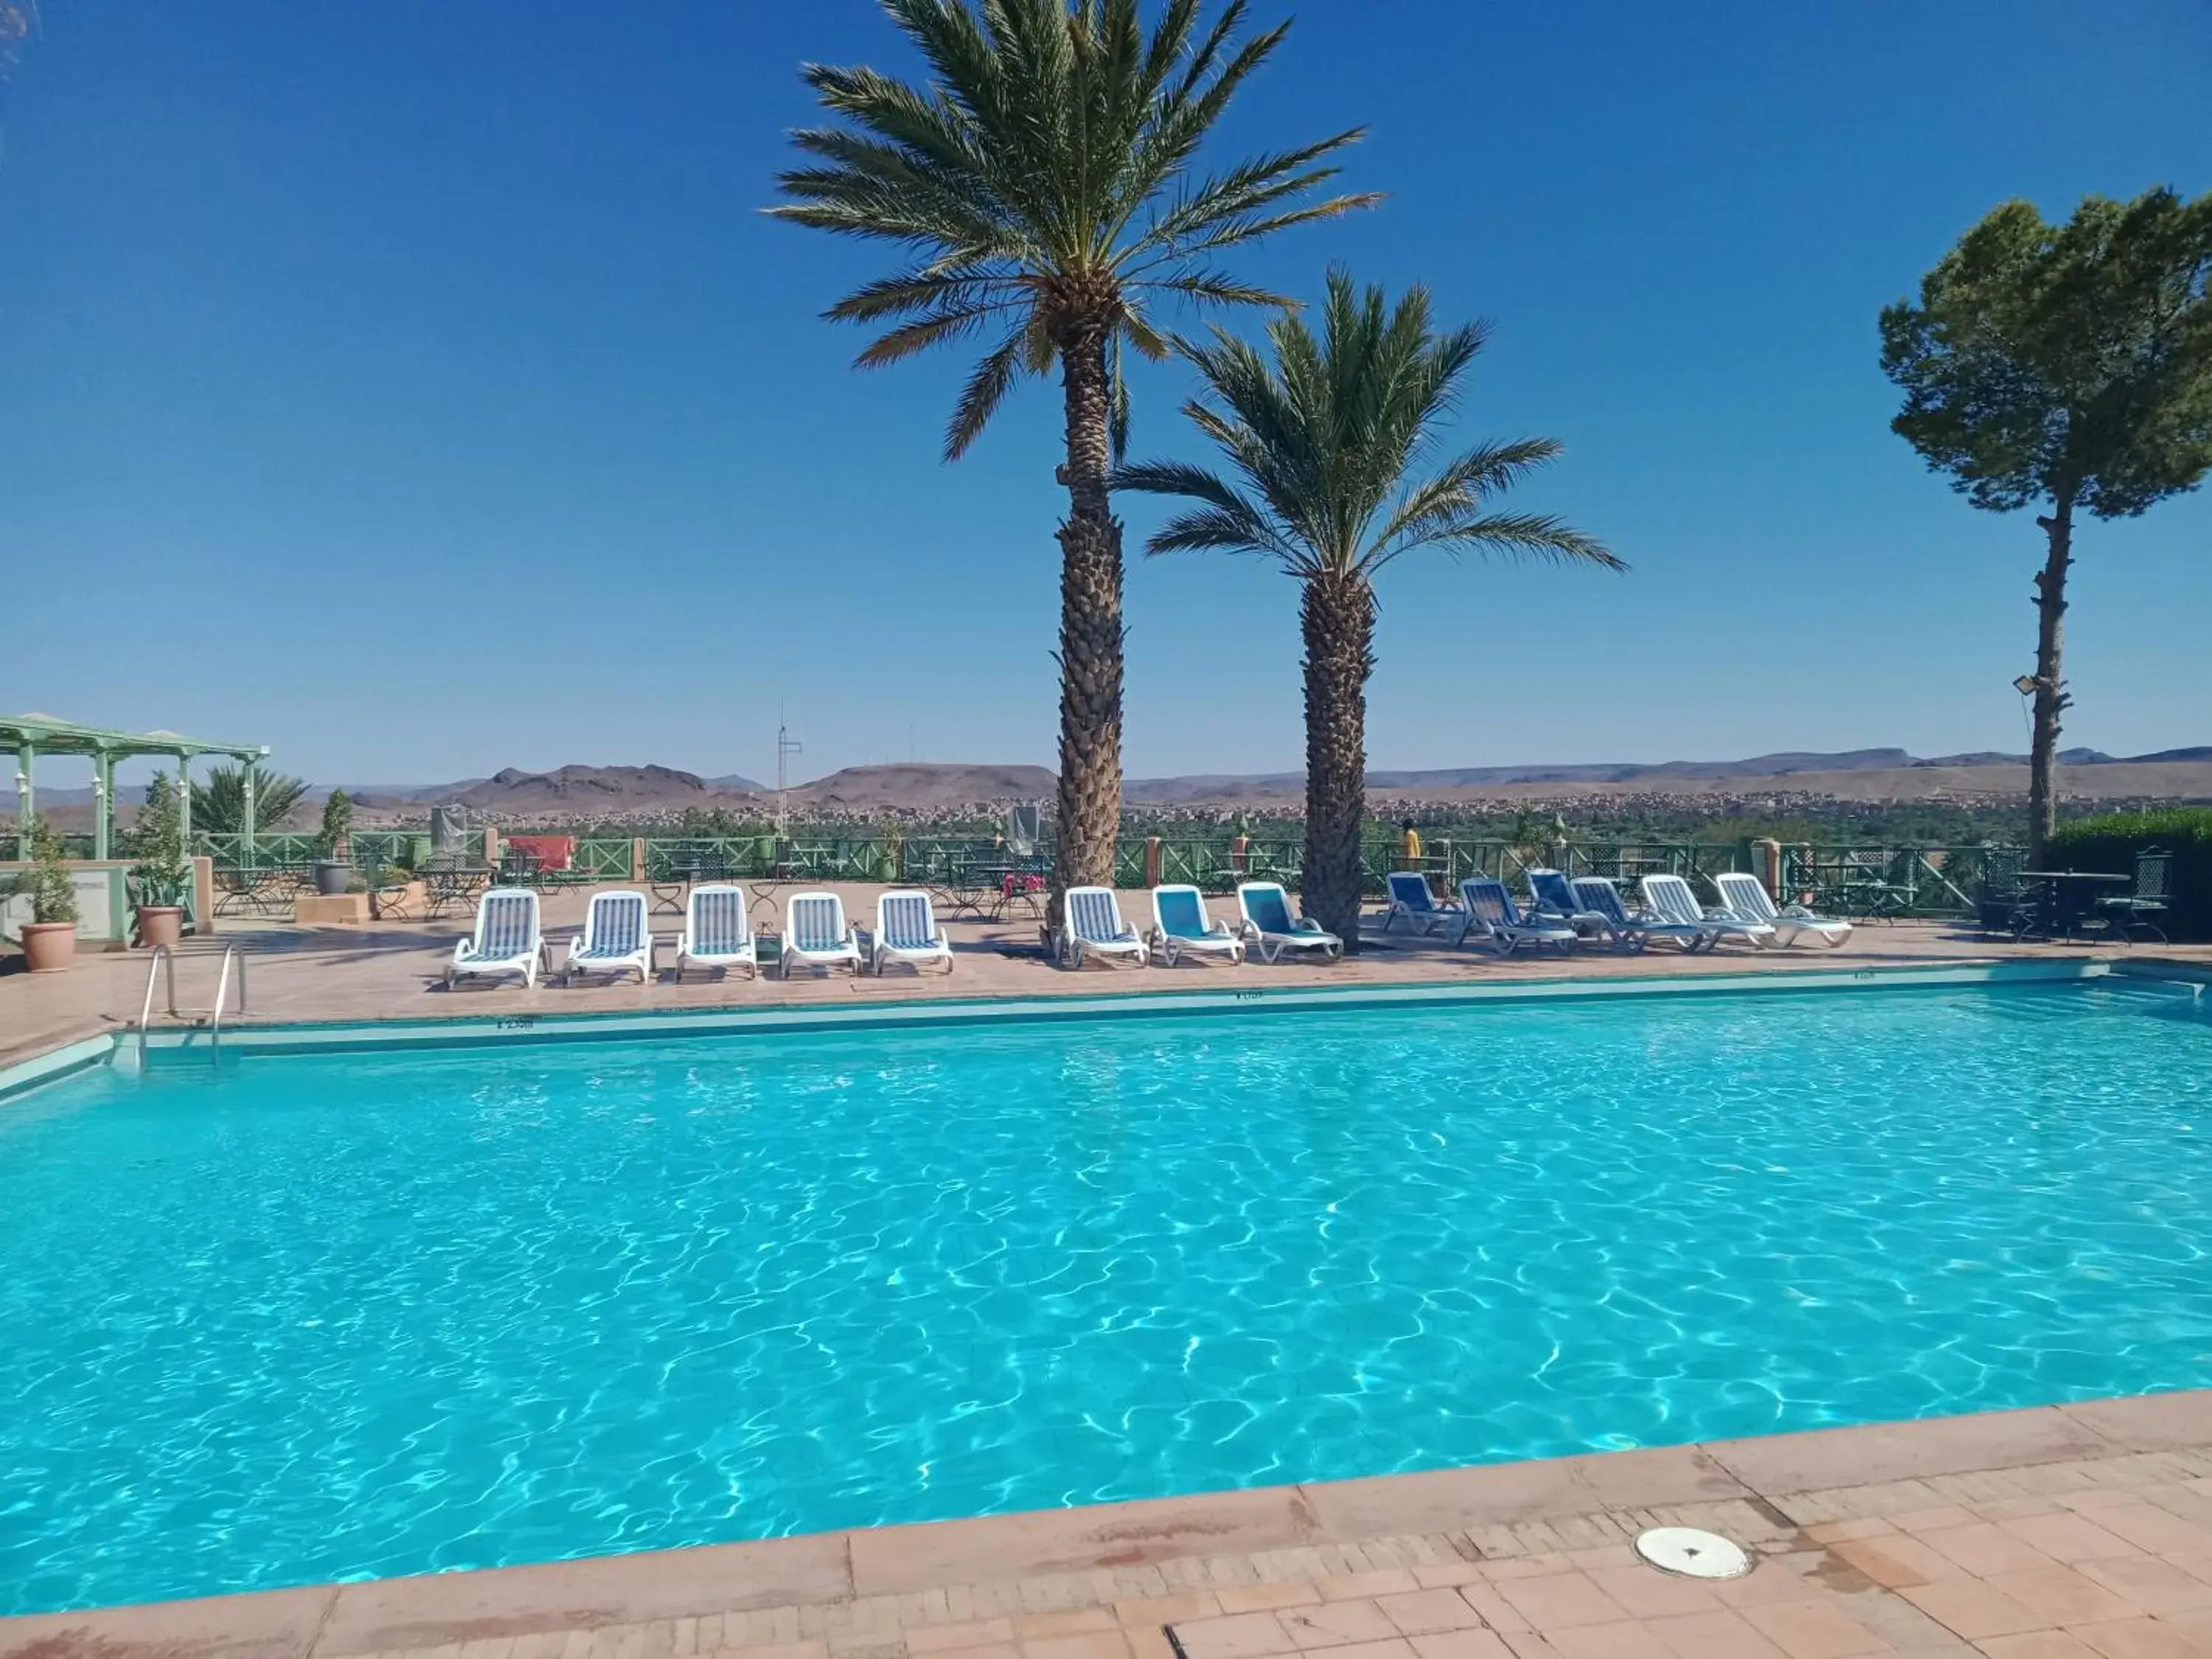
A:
[10, 1391, 2212, 1658]
[7, 881, 2209, 1067]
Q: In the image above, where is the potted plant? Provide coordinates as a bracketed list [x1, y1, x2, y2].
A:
[127, 769, 192, 949]
[7, 816, 80, 973]
[314, 788, 353, 896]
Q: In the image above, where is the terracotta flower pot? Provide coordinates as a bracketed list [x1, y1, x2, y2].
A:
[18, 920, 77, 973]
[136, 905, 184, 950]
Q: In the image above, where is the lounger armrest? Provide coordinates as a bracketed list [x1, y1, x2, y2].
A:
[451, 938, 472, 962]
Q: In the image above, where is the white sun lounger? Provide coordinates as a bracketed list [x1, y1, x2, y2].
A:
[1641, 873, 1773, 950]
[1235, 881, 1343, 963]
[1380, 870, 1463, 935]
[782, 890, 863, 978]
[1062, 886, 1147, 967]
[1455, 877, 1577, 955]
[1568, 875, 1710, 952]
[674, 883, 758, 980]
[1715, 871, 1854, 949]
[874, 888, 953, 975]
[448, 887, 546, 989]
[563, 888, 654, 985]
[1148, 884, 1244, 965]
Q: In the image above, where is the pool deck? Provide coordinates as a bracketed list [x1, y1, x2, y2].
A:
[10, 1390, 2212, 1659]
[7, 880, 2209, 1070]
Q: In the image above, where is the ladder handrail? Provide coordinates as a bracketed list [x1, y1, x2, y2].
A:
[136, 945, 180, 1060]
[208, 944, 248, 1048]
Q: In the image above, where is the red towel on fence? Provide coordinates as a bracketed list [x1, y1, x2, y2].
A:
[506, 835, 574, 872]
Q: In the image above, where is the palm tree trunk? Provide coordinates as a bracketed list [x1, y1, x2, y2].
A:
[1051, 315, 1124, 921]
[2027, 495, 2074, 867]
[1301, 571, 1374, 950]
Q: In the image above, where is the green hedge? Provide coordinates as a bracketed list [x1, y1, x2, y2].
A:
[2046, 808, 2212, 942]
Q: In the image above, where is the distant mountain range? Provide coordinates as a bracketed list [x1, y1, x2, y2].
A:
[8, 747, 2211, 821]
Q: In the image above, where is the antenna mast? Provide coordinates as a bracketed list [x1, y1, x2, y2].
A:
[776, 709, 803, 838]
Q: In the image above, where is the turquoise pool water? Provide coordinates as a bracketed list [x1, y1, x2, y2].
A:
[2, 982, 2208, 1613]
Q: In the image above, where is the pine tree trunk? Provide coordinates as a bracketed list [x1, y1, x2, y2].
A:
[1301, 571, 1375, 951]
[2027, 496, 2074, 868]
[1049, 314, 1125, 925]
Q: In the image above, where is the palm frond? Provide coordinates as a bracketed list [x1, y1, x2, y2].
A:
[945, 328, 1034, 460]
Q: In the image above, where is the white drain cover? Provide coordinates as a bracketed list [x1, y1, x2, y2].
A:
[1635, 1526, 1750, 1579]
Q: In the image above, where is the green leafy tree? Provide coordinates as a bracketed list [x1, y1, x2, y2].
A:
[1116, 271, 1617, 945]
[1880, 187, 2212, 863]
[126, 771, 193, 908]
[768, 0, 1374, 908]
[189, 765, 310, 838]
[6, 817, 78, 925]
[320, 788, 354, 857]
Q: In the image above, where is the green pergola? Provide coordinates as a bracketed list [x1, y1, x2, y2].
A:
[2, 713, 271, 861]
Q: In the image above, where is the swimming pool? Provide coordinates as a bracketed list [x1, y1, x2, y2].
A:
[2, 978, 2208, 1613]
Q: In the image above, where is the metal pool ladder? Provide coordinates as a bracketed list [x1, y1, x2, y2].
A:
[136, 942, 250, 1063]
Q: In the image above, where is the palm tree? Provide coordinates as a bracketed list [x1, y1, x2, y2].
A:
[1115, 271, 1619, 947]
[768, 0, 1374, 909]
[189, 765, 310, 838]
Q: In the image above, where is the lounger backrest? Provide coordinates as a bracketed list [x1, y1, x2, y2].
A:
[1386, 871, 1433, 911]
[1154, 885, 1208, 939]
[1528, 868, 1579, 918]
[688, 885, 751, 951]
[1459, 877, 1512, 929]
[1715, 872, 1780, 925]
[787, 892, 847, 951]
[586, 891, 646, 954]
[476, 888, 538, 957]
[1571, 877, 1632, 926]
[1065, 886, 1125, 942]
[878, 889, 936, 949]
[1239, 883, 1294, 935]
[1641, 874, 1703, 927]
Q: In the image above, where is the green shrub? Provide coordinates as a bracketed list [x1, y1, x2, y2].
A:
[2046, 808, 2212, 941]
[125, 770, 194, 908]
[6, 817, 80, 926]
[320, 788, 354, 856]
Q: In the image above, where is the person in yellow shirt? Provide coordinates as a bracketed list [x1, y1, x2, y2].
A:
[1399, 819, 1423, 866]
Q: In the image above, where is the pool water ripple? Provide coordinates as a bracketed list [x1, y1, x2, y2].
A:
[1, 983, 2208, 1613]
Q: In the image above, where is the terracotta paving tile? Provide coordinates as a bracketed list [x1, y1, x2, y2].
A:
[1918, 1524, 2061, 1577]
[2066, 1618, 2207, 1659]
[1484, 1559, 1579, 1584]
[1642, 1610, 1790, 1659]
[1803, 1522, 1896, 1546]
[911, 1623, 1018, 1653]
[1975, 1499, 2065, 1523]
[1979, 1568, 2139, 1628]
[1278, 1600, 1402, 1649]
[1170, 1613, 1296, 1659]
[1128, 1632, 1176, 1659]
[2074, 1556, 2212, 1616]
[1499, 1636, 1564, 1659]
[1016, 1612, 1121, 1638]
[1892, 1508, 1980, 1535]
[1493, 1576, 1632, 1633]
[1377, 1591, 1494, 1636]
[2075, 1507, 2212, 1557]
[1408, 1632, 1515, 1659]
[1996, 1514, 2144, 1565]
[2166, 1549, 2212, 1589]
[1972, 1635, 2106, 1659]
[1827, 1536, 1964, 1588]
[1020, 1632, 1133, 1659]
[1582, 1568, 1722, 1620]
[1736, 1600, 1891, 1659]
[1541, 1621, 1674, 1659]
[1297, 1642, 1416, 1659]
[1414, 1565, 1489, 1591]
[1116, 1596, 1222, 1627]
[1896, 1581, 2050, 1641]
[1320, 1576, 1425, 1602]
[1217, 1587, 1326, 1615]
[928, 1646, 1020, 1659]
[1711, 1564, 1830, 1611]
[1455, 1585, 1533, 1635]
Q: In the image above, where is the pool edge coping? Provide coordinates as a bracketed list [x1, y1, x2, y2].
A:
[5, 1385, 2210, 1652]
[9, 954, 2191, 1095]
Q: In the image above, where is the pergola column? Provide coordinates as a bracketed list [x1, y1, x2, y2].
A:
[242, 756, 257, 858]
[15, 742, 32, 860]
[177, 754, 192, 844]
[92, 750, 115, 860]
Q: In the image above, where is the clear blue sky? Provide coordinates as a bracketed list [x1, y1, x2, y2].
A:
[2, 1, 2207, 792]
